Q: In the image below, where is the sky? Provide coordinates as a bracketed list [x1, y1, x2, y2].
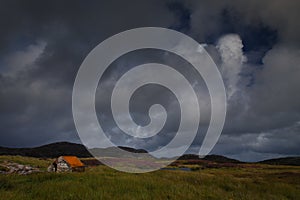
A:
[0, 0, 299, 162]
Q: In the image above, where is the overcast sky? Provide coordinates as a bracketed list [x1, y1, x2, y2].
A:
[0, 0, 299, 162]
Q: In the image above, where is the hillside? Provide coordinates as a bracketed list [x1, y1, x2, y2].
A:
[178, 154, 242, 163]
[259, 157, 300, 166]
[0, 142, 148, 158]
[0, 142, 239, 162]
[0, 142, 91, 158]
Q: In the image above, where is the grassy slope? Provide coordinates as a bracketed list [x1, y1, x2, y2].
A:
[0, 156, 299, 200]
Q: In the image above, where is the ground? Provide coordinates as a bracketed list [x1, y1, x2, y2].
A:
[0, 156, 299, 200]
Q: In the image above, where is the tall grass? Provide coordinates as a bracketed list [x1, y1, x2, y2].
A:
[0, 156, 299, 200]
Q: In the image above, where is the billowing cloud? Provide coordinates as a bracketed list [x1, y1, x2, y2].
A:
[217, 34, 246, 98]
[0, 0, 299, 161]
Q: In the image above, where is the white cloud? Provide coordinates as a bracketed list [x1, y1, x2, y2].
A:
[217, 34, 246, 99]
[2, 41, 46, 75]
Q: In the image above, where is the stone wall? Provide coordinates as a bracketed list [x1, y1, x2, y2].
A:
[57, 160, 71, 172]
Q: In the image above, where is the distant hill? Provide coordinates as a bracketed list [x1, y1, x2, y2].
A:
[0, 142, 92, 158]
[203, 154, 242, 163]
[0, 143, 238, 163]
[89, 146, 151, 159]
[0, 142, 148, 158]
[178, 154, 242, 163]
[259, 157, 300, 166]
[0, 142, 299, 166]
[118, 146, 148, 153]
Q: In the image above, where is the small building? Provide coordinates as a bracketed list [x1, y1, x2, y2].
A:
[48, 156, 85, 172]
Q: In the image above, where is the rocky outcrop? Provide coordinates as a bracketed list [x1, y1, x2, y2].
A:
[0, 161, 40, 175]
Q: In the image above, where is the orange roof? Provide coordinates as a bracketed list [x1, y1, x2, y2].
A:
[62, 156, 84, 167]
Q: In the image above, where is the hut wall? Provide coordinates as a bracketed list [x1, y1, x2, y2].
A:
[57, 160, 71, 172]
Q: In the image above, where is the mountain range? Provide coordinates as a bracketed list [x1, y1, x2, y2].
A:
[0, 142, 299, 166]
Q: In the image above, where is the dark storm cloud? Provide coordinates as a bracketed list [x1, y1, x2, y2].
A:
[0, 0, 299, 161]
[0, 0, 176, 147]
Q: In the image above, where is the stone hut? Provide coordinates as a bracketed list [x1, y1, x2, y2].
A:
[48, 156, 85, 172]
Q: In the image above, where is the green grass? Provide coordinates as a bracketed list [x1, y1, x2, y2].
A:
[0, 156, 299, 200]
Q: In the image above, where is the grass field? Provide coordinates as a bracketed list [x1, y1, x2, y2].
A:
[0, 156, 299, 200]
